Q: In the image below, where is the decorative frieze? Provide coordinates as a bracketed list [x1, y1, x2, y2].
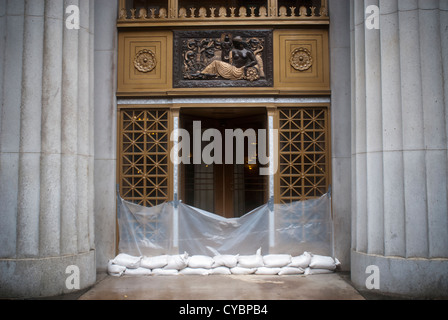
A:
[118, 0, 329, 24]
[173, 30, 273, 88]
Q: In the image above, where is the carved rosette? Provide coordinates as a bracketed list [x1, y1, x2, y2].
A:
[134, 49, 157, 73]
[244, 67, 260, 81]
[290, 47, 313, 71]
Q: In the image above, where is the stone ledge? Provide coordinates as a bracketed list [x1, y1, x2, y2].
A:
[351, 250, 448, 299]
[0, 250, 96, 299]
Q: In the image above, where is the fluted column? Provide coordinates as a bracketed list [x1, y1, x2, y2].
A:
[380, 0, 405, 258]
[40, 0, 63, 258]
[419, 0, 447, 259]
[365, 0, 384, 255]
[351, 0, 448, 298]
[0, 0, 25, 260]
[0, 0, 95, 298]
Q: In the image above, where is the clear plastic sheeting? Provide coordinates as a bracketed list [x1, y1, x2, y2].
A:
[117, 200, 174, 256]
[272, 194, 333, 257]
[117, 192, 333, 258]
[178, 204, 270, 256]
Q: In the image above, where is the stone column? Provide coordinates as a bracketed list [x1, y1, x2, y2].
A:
[350, 0, 448, 298]
[0, 0, 95, 298]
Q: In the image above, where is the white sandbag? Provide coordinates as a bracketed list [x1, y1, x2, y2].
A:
[230, 267, 257, 275]
[140, 255, 168, 269]
[188, 255, 214, 269]
[124, 267, 153, 276]
[112, 253, 142, 269]
[209, 267, 232, 275]
[212, 255, 239, 268]
[288, 252, 312, 269]
[278, 267, 305, 276]
[309, 254, 339, 270]
[305, 267, 334, 275]
[165, 252, 189, 270]
[238, 248, 264, 268]
[179, 268, 210, 276]
[107, 260, 126, 277]
[263, 254, 292, 268]
[255, 267, 281, 275]
[152, 268, 179, 276]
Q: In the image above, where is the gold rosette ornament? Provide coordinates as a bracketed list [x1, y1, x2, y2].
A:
[290, 47, 313, 71]
[134, 49, 157, 73]
[244, 66, 260, 81]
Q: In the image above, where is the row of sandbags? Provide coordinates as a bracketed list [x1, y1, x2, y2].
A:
[108, 249, 340, 277]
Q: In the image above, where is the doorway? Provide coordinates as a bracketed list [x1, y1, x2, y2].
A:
[180, 108, 268, 218]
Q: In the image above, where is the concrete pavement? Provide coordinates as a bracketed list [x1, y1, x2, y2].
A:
[78, 272, 364, 300]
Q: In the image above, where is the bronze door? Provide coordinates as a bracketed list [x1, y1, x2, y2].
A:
[181, 108, 267, 218]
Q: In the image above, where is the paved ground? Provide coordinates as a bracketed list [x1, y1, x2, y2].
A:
[78, 272, 364, 300]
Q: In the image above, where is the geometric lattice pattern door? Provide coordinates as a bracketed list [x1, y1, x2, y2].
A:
[278, 107, 329, 204]
[119, 109, 170, 207]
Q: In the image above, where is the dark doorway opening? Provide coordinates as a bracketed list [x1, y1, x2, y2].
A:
[180, 107, 268, 218]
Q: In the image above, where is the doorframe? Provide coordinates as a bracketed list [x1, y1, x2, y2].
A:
[178, 107, 269, 218]
[116, 101, 331, 206]
[115, 101, 331, 255]
[170, 101, 331, 208]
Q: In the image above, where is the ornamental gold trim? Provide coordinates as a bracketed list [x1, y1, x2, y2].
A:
[118, 0, 329, 22]
[290, 47, 313, 71]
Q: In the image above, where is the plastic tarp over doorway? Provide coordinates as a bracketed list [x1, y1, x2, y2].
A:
[117, 192, 333, 258]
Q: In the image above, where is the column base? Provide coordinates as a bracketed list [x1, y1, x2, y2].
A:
[0, 250, 96, 299]
[351, 250, 448, 299]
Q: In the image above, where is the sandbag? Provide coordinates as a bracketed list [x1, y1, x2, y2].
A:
[305, 267, 334, 275]
[112, 253, 142, 269]
[188, 255, 214, 269]
[263, 254, 292, 268]
[230, 267, 257, 275]
[107, 260, 126, 277]
[237, 248, 264, 268]
[180, 268, 210, 276]
[278, 267, 304, 276]
[212, 255, 239, 268]
[140, 255, 168, 269]
[309, 254, 340, 270]
[165, 252, 189, 270]
[152, 268, 179, 275]
[124, 267, 153, 276]
[288, 252, 312, 269]
[255, 267, 281, 275]
[209, 267, 232, 275]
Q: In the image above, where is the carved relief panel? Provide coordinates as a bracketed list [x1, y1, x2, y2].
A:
[173, 30, 273, 88]
[117, 28, 329, 95]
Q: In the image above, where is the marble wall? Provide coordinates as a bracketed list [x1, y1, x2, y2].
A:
[329, 0, 352, 271]
[93, 0, 118, 272]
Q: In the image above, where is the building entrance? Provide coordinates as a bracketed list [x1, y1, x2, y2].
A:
[180, 108, 268, 218]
